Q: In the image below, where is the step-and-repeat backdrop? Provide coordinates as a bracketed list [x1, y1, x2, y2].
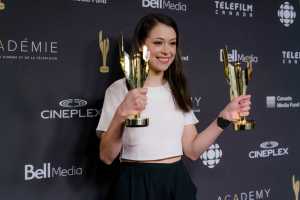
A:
[1, 0, 299, 200]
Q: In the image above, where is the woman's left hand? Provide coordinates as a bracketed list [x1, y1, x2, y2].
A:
[219, 95, 252, 122]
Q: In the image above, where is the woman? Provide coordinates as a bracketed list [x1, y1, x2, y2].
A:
[96, 13, 251, 200]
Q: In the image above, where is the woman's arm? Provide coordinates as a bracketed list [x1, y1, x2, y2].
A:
[182, 95, 251, 160]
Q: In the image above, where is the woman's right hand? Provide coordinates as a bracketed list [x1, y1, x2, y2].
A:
[117, 88, 148, 120]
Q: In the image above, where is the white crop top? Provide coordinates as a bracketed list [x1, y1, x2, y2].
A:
[96, 78, 199, 161]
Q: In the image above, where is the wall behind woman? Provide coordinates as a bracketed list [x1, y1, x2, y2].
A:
[0, 0, 299, 200]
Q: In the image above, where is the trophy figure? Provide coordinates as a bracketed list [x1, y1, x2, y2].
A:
[119, 34, 150, 127]
[98, 31, 110, 73]
[0, 0, 5, 10]
[293, 175, 299, 200]
[221, 47, 255, 131]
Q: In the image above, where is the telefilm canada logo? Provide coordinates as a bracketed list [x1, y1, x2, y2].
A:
[219, 48, 259, 63]
[282, 50, 300, 64]
[0, 38, 59, 61]
[217, 188, 271, 200]
[248, 141, 289, 159]
[72, 0, 108, 4]
[214, 1, 254, 18]
[266, 96, 300, 109]
[142, 0, 188, 12]
[24, 162, 83, 181]
[200, 143, 222, 169]
[40, 98, 100, 119]
[278, 1, 296, 27]
[191, 96, 201, 113]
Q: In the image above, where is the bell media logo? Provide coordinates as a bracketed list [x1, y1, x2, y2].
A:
[214, 1, 254, 18]
[219, 48, 258, 63]
[278, 2, 296, 27]
[282, 50, 300, 64]
[142, 0, 188, 12]
[248, 141, 289, 159]
[0, 0, 5, 11]
[41, 98, 100, 119]
[24, 162, 83, 181]
[217, 188, 271, 200]
[266, 96, 300, 109]
[200, 143, 222, 169]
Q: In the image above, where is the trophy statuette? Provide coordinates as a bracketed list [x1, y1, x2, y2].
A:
[98, 31, 110, 73]
[221, 47, 255, 131]
[119, 34, 150, 127]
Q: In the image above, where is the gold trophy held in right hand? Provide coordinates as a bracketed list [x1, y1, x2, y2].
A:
[221, 47, 255, 131]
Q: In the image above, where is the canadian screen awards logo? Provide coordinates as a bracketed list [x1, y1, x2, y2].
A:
[217, 188, 271, 200]
[41, 98, 100, 119]
[0, 0, 5, 10]
[214, 1, 254, 18]
[292, 175, 300, 200]
[282, 50, 300, 64]
[248, 141, 289, 159]
[266, 96, 300, 109]
[142, 0, 187, 12]
[200, 143, 222, 169]
[219, 48, 258, 63]
[278, 1, 296, 27]
[24, 162, 83, 181]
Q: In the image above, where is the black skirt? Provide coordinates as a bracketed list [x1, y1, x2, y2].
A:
[109, 160, 197, 200]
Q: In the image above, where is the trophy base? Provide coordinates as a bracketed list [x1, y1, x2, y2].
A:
[0, 3, 5, 10]
[125, 118, 149, 127]
[233, 119, 255, 131]
[99, 66, 109, 73]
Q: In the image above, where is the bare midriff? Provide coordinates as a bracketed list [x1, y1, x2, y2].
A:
[120, 155, 181, 163]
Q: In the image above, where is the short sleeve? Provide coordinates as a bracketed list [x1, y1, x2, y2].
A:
[183, 110, 199, 125]
[96, 88, 118, 133]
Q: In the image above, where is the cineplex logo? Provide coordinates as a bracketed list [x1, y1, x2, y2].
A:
[0, 38, 59, 61]
[217, 188, 271, 200]
[249, 141, 289, 159]
[282, 50, 300, 64]
[41, 99, 100, 119]
[142, 0, 187, 12]
[24, 163, 83, 181]
[191, 96, 201, 113]
[214, 1, 254, 18]
[219, 48, 258, 63]
[266, 96, 300, 109]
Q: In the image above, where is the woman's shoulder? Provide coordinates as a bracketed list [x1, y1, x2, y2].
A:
[106, 78, 127, 95]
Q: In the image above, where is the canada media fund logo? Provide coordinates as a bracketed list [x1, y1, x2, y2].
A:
[266, 96, 300, 109]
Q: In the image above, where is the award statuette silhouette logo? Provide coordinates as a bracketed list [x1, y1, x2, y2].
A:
[98, 31, 110, 73]
[293, 175, 299, 200]
[221, 47, 255, 131]
[119, 34, 150, 127]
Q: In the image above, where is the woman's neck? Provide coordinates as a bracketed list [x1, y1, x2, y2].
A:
[144, 70, 166, 87]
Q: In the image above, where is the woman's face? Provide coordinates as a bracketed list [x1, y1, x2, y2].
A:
[143, 23, 177, 74]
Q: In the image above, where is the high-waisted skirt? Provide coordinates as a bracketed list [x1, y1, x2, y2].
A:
[109, 160, 197, 200]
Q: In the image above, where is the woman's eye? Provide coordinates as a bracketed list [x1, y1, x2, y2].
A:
[153, 41, 162, 45]
[170, 42, 176, 46]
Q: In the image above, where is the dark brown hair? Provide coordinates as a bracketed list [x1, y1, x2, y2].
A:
[132, 13, 192, 112]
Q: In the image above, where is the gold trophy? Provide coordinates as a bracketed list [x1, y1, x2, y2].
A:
[119, 34, 150, 127]
[98, 31, 110, 73]
[221, 47, 255, 131]
[0, 0, 5, 10]
[293, 175, 300, 200]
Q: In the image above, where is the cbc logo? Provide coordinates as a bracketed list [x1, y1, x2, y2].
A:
[278, 1, 297, 27]
[200, 144, 223, 169]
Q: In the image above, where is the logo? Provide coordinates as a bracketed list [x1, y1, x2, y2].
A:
[292, 175, 300, 200]
[214, 1, 254, 18]
[24, 163, 83, 181]
[0, 38, 59, 61]
[200, 144, 222, 168]
[181, 55, 190, 62]
[282, 50, 300, 64]
[41, 98, 100, 119]
[278, 2, 296, 27]
[266, 96, 300, 109]
[249, 141, 289, 159]
[72, 0, 108, 4]
[217, 188, 271, 200]
[219, 48, 258, 63]
[191, 96, 201, 113]
[98, 31, 110, 73]
[142, 0, 188, 12]
[0, 0, 5, 10]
